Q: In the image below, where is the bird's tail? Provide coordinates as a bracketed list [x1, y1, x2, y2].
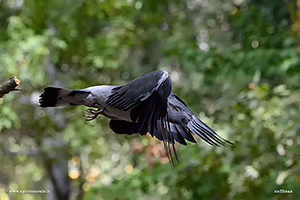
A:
[39, 87, 90, 107]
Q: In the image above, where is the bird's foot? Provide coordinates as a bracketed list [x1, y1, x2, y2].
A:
[84, 108, 104, 121]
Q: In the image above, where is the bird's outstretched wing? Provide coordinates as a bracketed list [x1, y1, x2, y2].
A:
[107, 70, 171, 112]
[149, 93, 233, 164]
[106, 70, 172, 134]
[174, 94, 232, 146]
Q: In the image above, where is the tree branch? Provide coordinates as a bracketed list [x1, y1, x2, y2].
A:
[0, 76, 21, 98]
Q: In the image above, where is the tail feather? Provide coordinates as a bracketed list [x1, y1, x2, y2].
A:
[39, 87, 89, 107]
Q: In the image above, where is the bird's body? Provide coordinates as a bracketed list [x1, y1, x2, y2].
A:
[83, 85, 133, 121]
[40, 70, 232, 164]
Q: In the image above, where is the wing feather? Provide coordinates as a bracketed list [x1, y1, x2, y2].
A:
[107, 70, 171, 112]
[167, 93, 233, 150]
[175, 124, 197, 143]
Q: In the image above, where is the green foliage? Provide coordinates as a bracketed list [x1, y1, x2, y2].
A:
[0, 0, 300, 199]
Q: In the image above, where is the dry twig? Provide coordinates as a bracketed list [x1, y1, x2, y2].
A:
[0, 76, 21, 98]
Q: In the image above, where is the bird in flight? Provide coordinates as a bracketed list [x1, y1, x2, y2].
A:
[39, 70, 233, 164]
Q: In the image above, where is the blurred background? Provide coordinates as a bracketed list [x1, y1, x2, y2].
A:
[0, 0, 299, 199]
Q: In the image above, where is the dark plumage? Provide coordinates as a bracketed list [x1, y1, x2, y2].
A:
[39, 70, 233, 165]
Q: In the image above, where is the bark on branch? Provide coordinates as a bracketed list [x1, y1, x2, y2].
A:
[0, 76, 21, 98]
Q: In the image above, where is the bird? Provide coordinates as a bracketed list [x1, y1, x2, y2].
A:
[39, 70, 233, 164]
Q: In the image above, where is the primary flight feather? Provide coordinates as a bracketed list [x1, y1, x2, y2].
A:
[39, 70, 233, 164]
